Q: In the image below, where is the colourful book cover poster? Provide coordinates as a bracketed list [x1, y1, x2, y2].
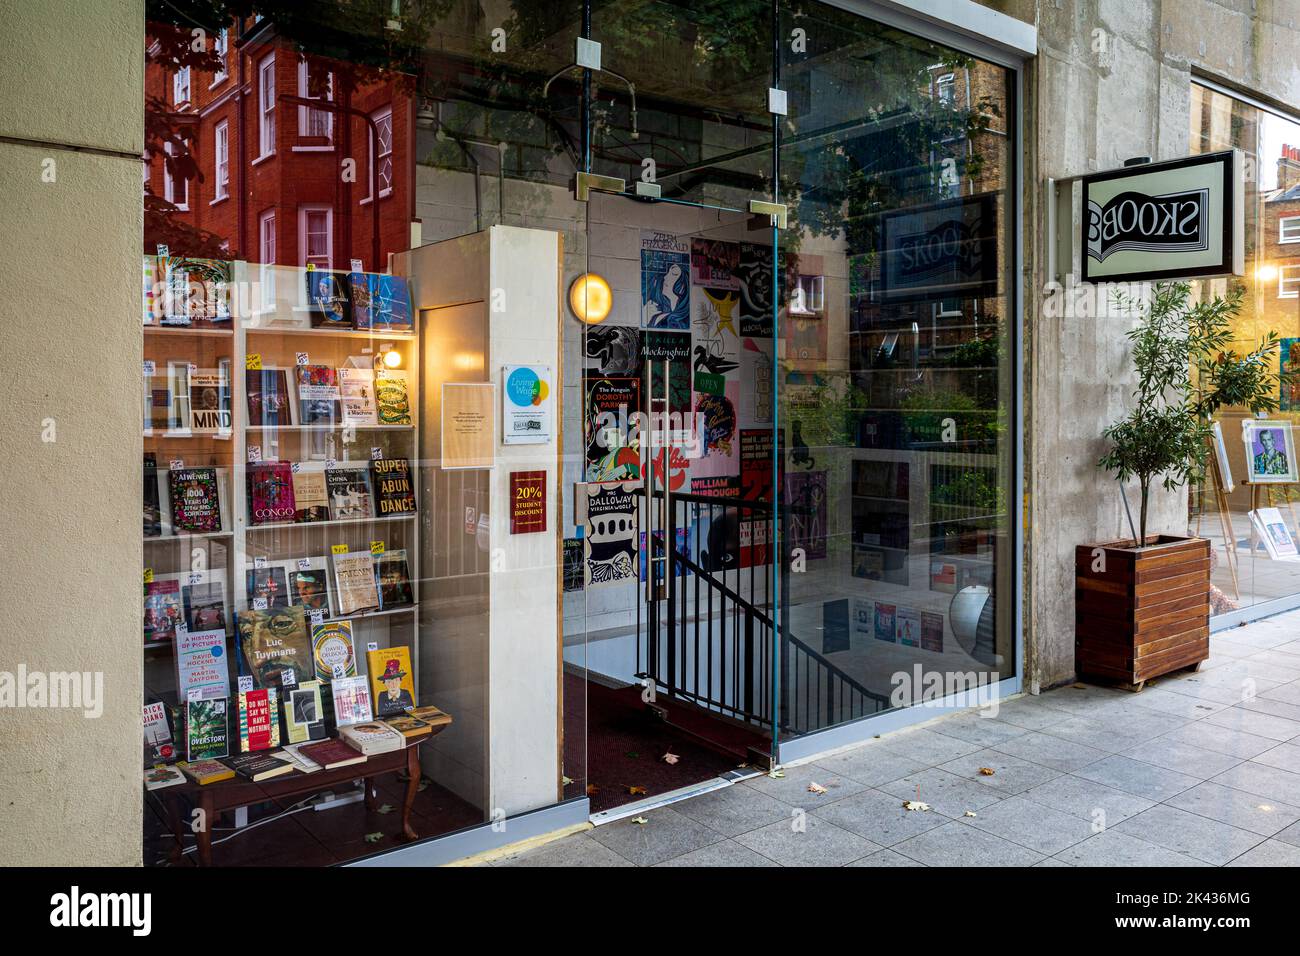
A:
[168, 466, 222, 533]
[640, 230, 690, 330]
[367, 646, 416, 717]
[374, 549, 414, 609]
[186, 697, 229, 760]
[690, 237, 740, 288]
[246, 565, 290, 609]
[584, 481, 638, 588]
[350, 273, 413, 331]
[873, 602, 897, 643]
[584, 375, 641, 482]
[691, 381, 740, 493]
[584, 325, 641, 375]
[784, 469, 828, 560]
[895, 605, 921, 647]
[175, 627, 230, 701]
[238, 687, 280, 752]
[247, 460, 296, 525]
[920, 612, 945, 653]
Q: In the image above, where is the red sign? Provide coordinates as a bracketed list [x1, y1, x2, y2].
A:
[509, 471, 547, 534]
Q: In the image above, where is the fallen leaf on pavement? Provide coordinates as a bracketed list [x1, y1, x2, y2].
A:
[631, 816, 649, 825]
[364, 831, 384, 843]
[629, 785, 647, 795]
[807, 782, 828, 794]
[978, 767, 996, 776]
[903, 800, 931, 812]
[963, 811, 977, 818]
[661, 752, 679, 765]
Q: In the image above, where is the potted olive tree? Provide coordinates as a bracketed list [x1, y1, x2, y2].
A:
[1076, 282, 1289, 688]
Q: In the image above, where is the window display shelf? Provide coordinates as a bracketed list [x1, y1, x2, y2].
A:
[246, 513, 416, 533]
[246, 423, 414, 432]
[145, 530, 234, 542]
[144, 326, 235, 337]
[244, 325, 416, 341]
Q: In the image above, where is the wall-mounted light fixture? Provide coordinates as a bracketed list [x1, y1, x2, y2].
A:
[569, 273, 612, 324]
[380, 345, 403, 369]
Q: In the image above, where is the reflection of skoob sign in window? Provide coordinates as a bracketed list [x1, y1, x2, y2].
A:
[1086, 188, 1208, 262]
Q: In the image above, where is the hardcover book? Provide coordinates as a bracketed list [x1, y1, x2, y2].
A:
[237, 687, 281, 753]
[291, 468, 330, 522]
[245, 564, 290, 610]
[296, 364, 341, 425]
[186, 697, 229, 760]
[160, 256, 232, 326]
[181, 576, 227, 632]
[339, 367, 378, 426]
[406, 704, 451, 728]
[298, 738, 367, 770]
[310, 619, 357, 681]
[144, 579, 183, 643]
[333, 552, 380, 614]
[280, 743, 324, 774]
[143, 701, 176, 765]
[175, 627, 230, 702]
[350, 273, 413, 331]
[283, 679, 327, 744]
[306, 270, 352, 329]
[371, 458, 416, 516]
[144, 453, 161, 537]
[286, 558, 332, 619]
[374, 549, 414, 610]
[325, 467, 373, 520]
[144, 765, 187, 791]
[330, 675, 374, 727]
[246, 367, 295, 427]
[366, 646, 415, 718]
[188, 370, 232, 432]
[179, 758, 236, 785]
[382, 714, 432, 739]
[236, 605, 313, 687]
[247, 460, 297, 525]
[374, 369, 412, 425]
[338, 721, 404, 756]
[168, 466, 222, 533]
[224, 751, 294, 782]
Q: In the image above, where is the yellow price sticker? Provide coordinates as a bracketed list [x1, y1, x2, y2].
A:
[370, 540, 385, 555]
[245, 353, 263, 370]
[331, 544, 349, 555]
[143, 567, 153, 584]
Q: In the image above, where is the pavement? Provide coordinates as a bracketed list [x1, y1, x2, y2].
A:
[490, 609, 1300, 867]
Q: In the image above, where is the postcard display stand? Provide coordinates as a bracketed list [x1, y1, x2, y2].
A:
[143, 257, 421, 773]
[395, 226, 563, 818]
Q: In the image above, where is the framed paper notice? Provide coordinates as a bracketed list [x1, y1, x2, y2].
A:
[441, 382, 495, 470]
[502, 365, 553, 445]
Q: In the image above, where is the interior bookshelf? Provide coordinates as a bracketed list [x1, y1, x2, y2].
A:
[142, 257, 422, 711]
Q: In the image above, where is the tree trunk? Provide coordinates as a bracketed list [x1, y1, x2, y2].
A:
[1139, 481, 1150, 547]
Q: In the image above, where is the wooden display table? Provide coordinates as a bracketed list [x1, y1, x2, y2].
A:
[165, 712, 450, 866]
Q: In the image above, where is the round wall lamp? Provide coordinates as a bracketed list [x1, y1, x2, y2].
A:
[569, 273, 612, 324]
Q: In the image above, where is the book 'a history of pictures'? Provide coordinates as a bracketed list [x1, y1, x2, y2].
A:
[374, 369, 412, 425]
[330, 675, 374, 727]
[283, 679, 327, 744]
[333, 552, 381, 615]
[237, 687, 281, 752]
[326, 467, 374, 520]
[366, 646, 415, 718]
[174, 627, 230, 702]
[247, 460, 297, 525]
[236, 605, 313, 688]
[339, 367, 378, 426]
[246, 367, 296, 427]
[306, 269, 352, 329]
[311, 619, 357, 681]
[371, 458, 417, 516]
[168, 466, 222, 533]
[291, 468, 330, 522]
[186, 697, 230, 761]
[296, 364, 341, 425]
[374, 549, 414, 610]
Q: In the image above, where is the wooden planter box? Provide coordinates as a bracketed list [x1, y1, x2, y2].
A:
[1075, 535, 1210, 689]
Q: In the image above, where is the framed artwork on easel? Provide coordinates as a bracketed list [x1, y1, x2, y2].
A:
[1242, 420, 1298, 484]
[1211, 421, 1234, 493]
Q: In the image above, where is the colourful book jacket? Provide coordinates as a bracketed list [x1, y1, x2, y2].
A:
[245, 367, 295, 427]
[371, 458, 416, 516]
[366, 646, 415, 718]
[311, 619, 357, 681]
[374, 369, 412, 425]
[168, 466, 222, 533]
[333, 552, 380, 615]
[247, 460, 297, 525]
[144, 579, 183, 643]
[282, 679, 327, 744]
[325, 467, 373, 520]
[374, 549, 414, 610]
[236, 605, 313, 687]
[350, 273, 412, 331]
[179, 758, 235, 785]
[290, 468, 330, 522]
[339, 367, 378, 426]
[186, 697, 230, 760]
[306, 270, 352, 329]
[330, 675, 373, 727]
[237, 687, 281, 752]
[296, 364, 341, 425]
[286, 558, 332, 619]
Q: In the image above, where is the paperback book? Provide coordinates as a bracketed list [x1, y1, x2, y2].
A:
[247, 460, 297, 525]
[374, 549, 414, 610]
[374, 369, 412, 425]
[144, 453, 161, 537]
[174, 626, 230, 702]
[246, 367, 296, 427]
[168, 467, 222, 533]
[286, 557, 332, 619]
[325, 467, 374, 520]
[310, 619, 357, 681]
[298, 738, 366, 770]
[181, 575, 227, 632]
[333, 552, 380, 614]
[143, 701, 176, 765]
[339, 367, 378, 426]
[224, 751, 294, 782]
[338, 721, 404, 755]
[237, 687, 281, 752]
[306, 270, 352, 329]
[283, 679, 327, 744]
[350, 273, 413, 331]
[382, 714, 432, 739]
[330, 675, 374, 727]
[179, 758, 235, 785]
[371, 458, 416, 516]
[144, 579, 183, 643]
[280, 743, 324, 774]
[245, 564, 290, 609]
[236, 605, 313, 687]
[188, 370, 233, 432]
[144, 765, 187, 791]
[296, 365, 341, 425]
[367, 646, 415, 718]
[185, 697, 230, 760]
[291, 468, 330, 522]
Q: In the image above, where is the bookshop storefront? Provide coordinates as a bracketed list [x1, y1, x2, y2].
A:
[128, 0, 1027, 865]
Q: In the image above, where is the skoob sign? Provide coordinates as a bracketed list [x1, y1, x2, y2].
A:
[1081, 150, 1244, 283]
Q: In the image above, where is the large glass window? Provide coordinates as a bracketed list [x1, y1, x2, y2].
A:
[1190, 83, 1300, 618]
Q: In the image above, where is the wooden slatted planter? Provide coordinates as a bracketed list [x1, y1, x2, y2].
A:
[1075, 535, 1210, 690]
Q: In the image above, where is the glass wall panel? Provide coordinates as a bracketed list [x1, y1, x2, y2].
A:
[1190, 84, 1300, 618]
[775, 1, 1018, 733]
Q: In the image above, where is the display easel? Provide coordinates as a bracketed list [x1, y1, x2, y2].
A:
[1197, 443, 1239, 599]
